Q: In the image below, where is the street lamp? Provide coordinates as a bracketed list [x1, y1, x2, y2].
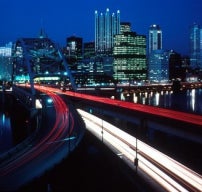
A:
[68, 108, 71, 154]
[134, 136, 138, 173]
[102, 118, 103, 142]
[134, 123, 139, 173]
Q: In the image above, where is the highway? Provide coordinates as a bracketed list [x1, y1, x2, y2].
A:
[41, 86, 202, 127]
[0, 86, 77, 191]
[70, 91, 202, 127]
[78, 109, 202, 192]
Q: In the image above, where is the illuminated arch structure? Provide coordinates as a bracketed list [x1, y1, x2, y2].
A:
[12, 37, 77, 105]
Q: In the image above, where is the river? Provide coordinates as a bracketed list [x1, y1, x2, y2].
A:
[120, 88, 202, 115]
[0, 92, 29, 154]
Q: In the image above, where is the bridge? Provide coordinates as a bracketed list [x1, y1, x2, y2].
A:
[0, 36, 201, 191]
[12, 36, 77, 107]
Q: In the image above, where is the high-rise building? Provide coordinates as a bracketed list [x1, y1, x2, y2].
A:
[113, 23, 147, 82]
[0, 42, 13, 81]
[65, 36, 83, 71]
[83, 42, 95, 59]
[148, 24, 168, 82]
[189, 23, 202, 69]
[95, 8, 120, 54]
[120, 22, 131, 34]
[66, 36, 83, 60]
[148, 24, 162, 54]
[169, 50, 188, 81]
[148, 49, 169, 82]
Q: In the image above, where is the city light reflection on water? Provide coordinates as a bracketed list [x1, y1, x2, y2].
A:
[121, 88, 202, 115]
[0, 112, 12, 154]
[154, 92, 160, 106]
[190, 89, 195, 111]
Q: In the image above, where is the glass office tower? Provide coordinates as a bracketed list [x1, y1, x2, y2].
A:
[0, 42, 13, 81]
[148, 24, 162, 54]
[95, 8, 120, 54]
[148, 49, 169, 82]
[190, 23, 202, 69]
[148, 24, 167, 82]
[65, 36, 83, 72]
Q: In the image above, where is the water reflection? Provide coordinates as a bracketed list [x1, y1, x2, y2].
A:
[0, 111, 12, 154]
[190, 89, 195, 111]
[155, 92, 159, 106]
[0, 92, 36, 154]
[121, 88, 202, 115]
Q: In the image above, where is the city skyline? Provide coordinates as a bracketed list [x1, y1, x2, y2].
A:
[1, 0, 202, 55]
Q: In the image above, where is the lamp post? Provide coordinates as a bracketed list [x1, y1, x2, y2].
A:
[68, 108, 71, 154]
[134, 123, 139, 173]
[101, 108, 103, 142]
[134, 135, 138, 173]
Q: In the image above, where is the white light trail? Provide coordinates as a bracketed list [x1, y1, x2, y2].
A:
[77, 109, 202, 192]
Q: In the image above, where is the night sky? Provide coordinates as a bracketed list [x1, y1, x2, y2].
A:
[1, 0, 202, 55]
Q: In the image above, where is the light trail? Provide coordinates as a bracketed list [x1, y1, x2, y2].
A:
[59, 89, 202, 127]
[12, 84, 202, 191]
[0, 85, 75, 190]
[77, 109, 202, 192]
[31, 86, 202, 126]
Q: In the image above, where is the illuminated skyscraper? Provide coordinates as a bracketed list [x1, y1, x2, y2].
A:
[148, 50, 169, 82]
[0, 42, 13, 81]
[83, 42, 95, 59]
[65, 36, 83, 71]
[120, 22, 131, 34]
[148, 24, 162, 54]
[113, 23, 147, 82]
[190, 23, 202, 69]
[95, 8, 120, 54]
[66, 36, 83, 61]
[148, 24, 167, 82]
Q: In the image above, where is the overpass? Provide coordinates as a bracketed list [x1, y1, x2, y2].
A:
[78, 109, 202, 192]
[46, 87, 202, 145]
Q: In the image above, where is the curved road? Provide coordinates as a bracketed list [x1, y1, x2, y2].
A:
[0, 86, 78, 191]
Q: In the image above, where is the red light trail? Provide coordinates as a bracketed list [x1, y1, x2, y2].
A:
[0, 86, 74, 190]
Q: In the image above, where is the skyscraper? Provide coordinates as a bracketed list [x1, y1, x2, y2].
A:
[95, 8, 120, 54]
[65, 36, 83, 71]
[113, 23, 147, 82]
[0, 42, 13, 81]
[190, 23, 202, 69]
[148, 24, 170, 82]
[120, 22, 131, 34]
[66, 36, 83, 61]
[148, 24, 162, 54]
[83, 42, 95, 59]
[148, 50, 169, 82]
